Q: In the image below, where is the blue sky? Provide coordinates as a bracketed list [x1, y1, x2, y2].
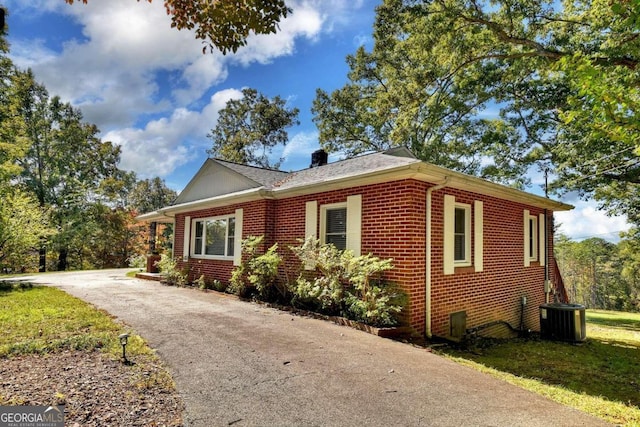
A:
[2, 0, 630, 241]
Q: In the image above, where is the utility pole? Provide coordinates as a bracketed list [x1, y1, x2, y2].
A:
[544, 168, 549, 198]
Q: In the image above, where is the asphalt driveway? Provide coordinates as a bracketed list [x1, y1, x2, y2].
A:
[20, 269, 607, 426]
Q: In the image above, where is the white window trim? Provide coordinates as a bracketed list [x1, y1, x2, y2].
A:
[529, 215, 538, 262]
[454, 203, 472, 267]
[346, 195, 362, 256]
[233, 208, 243, 266]
[318, 196, 361, 256]
[538, 213, 546, 267]
[190, 214, 236, 260]
[524, 210, 541, 267]
[474, 201, 483, 272]
[444, 195, 482, 275]
[320, 201, 347, 248]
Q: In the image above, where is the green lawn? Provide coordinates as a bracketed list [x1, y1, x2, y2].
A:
[437, 309, 640, 426]
[0, 281, 173, 390]
[0, 281, 149, 357]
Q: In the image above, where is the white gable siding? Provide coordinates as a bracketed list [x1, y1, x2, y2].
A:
[174, 160, 260, 205]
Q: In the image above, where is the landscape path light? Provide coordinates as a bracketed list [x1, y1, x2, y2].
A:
[119, 333, 129, 363]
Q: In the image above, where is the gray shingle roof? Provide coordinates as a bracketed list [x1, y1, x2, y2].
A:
[215, 159, 289, 188]
[270, 149, 420, 190]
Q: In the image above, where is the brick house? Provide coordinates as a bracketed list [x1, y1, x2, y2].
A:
[138, 147, 572, 339]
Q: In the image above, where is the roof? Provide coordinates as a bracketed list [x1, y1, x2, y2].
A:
[136, 147, 572, 222]
[271, 148, 420, 191]
[218, 159, 289, 188]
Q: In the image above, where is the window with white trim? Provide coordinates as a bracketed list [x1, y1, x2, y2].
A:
[192, 215, 235, 258]
[320, 203, 347, 250]
[454, 204, 471, 265]
[528, 215, 538, 261]
[444, 195, 482, 275]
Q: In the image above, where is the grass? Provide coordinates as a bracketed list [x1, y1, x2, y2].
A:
[0, 280, 173, 390]
[437, 309, 640, 426]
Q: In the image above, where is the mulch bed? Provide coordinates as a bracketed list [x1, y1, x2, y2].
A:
[0, 350, 183, 426]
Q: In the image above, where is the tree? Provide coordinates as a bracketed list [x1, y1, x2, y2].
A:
[0, 14, 27, 187]
[0, 190, 51, 270]
[129, 177, 177, 214]
[13, 70, 123, 271]
[207, 88, 299, 169]
[555, 234, 639, 311]
[129, 177, 178, 253]
[313, 0, 640, 217]
[64, 0, 291, 54]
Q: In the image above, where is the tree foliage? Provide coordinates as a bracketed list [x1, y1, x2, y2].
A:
[0, 190, 51, 269]
[64, 0, 291, 54]
[0, 27, 155, 271]
[555, 234, 640, 311]
[128, 177, 177, 214]
[11, 69, 124, 270]
[207, 88, 299, 169]
[313, 0, 640, 216]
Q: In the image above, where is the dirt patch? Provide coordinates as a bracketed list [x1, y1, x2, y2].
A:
[0, 350, 184, 426]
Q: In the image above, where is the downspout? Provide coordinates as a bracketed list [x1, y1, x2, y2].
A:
[544, 209, 550, 303]
[426, 177, 449, 338]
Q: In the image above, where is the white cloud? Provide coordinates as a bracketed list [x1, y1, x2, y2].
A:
[280, 131, 320, 170]
[6, 0, 370, 179]
[555, 200, 630, 242]
[106, 88, 244, 178]
[232, 3, 324, 66]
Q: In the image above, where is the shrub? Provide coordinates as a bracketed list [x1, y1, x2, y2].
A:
[155, 254, 188, 287]
[127, 254, 146, 270]
[229, 236, 283, 300]
[290, 236, 405, 326]
[194, 274, 207, 290]
[289, 237, 347, 313]
[195, 274, 225, 292]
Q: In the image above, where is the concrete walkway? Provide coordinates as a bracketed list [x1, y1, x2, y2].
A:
[20, 270, 608, 426]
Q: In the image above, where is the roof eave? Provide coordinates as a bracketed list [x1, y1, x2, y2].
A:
[136, 187, 267, 222]
[137, 160, 573, 222]
[273, 162, 572, 211]
[413, 163, 573, 211]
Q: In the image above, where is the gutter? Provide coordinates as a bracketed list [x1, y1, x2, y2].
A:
[425, 177, 449, 338]
[135, 188, 266, 222]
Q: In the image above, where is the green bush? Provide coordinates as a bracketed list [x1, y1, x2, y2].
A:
[127, 254, 146, 269]
[229, 236, 283, 300]
[195, 274, 225, 292]
[290, 237, 405, 327]
[289, 237, 347, 313]
[155, 254, 188, 287]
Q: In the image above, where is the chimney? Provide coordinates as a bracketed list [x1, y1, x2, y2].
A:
[310, 149, 328, 168]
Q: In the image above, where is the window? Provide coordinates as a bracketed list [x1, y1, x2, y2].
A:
[192, 215, 235, 258]
[443, 195, 482, 275]
[454, 204, 471, 265]
[528, 216, 538, 261]
[317, 196, 361, 255]
[322, 205, 347, 250]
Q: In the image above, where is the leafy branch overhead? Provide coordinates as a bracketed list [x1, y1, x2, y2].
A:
[64, 0, 291, 54]
[312, 0, 640, 225]
[207, 88, 299, 169]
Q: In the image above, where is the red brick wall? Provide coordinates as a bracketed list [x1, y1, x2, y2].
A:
[273, 181, 428, 330]
[173, 178, 558, 338]
[174, 199, 276, 282]
[429, 187, 552, 337]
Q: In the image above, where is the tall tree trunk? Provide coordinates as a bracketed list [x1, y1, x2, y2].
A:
[57, 247, 68, 271]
